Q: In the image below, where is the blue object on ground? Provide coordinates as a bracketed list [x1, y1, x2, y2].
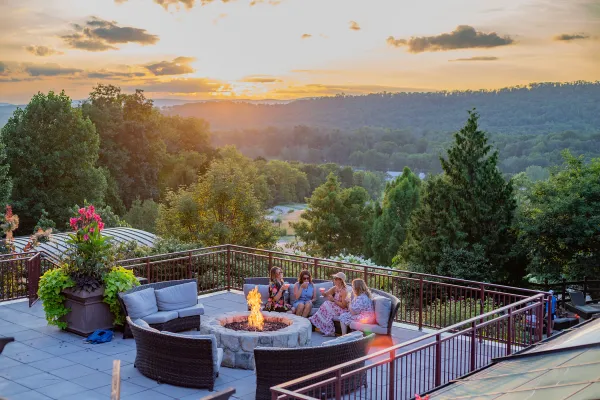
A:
[85, 329, 114, 344]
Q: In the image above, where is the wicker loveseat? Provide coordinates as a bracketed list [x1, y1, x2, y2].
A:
[127, 317, 223, 390]
[254, 332, 374, 400]
[119, 279, 204, 339]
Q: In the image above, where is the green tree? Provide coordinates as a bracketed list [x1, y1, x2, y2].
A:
[1, 91, 107, 232]
[157, 156, 277, 248]
[292, 173, 372, 257]
[0, 140, 11, 209]
[369, 167, 420, 266]
[124, 198, 160, 233]
[260, 160, 310, 206]
[400, 111, 516, 282]
[519, 151, 600, 280]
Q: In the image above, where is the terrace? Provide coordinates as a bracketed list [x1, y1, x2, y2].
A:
[0, 245, 552, 399]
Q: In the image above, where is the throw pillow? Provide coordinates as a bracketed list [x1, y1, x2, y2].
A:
[122, 288, 158, 319]
[373, 295, 392, 329]
[155, 281, 198, 311]
[322, 331, 364, 347]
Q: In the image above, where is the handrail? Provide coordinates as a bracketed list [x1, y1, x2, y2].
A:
[271, 292, 546, 392]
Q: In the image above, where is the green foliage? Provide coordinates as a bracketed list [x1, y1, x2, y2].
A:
[368, 167, 420, 265]
[38, 268, 74, 329]
[157, 150, 278, 248]
[1, 90, 107, 232]
[401, 111, 516, 283]
[34, 209, 56, 232]
[0, 140, 11, 209]
[422, 297, 497, 328]
[258, 160, 310, 207]
[519, 151, 600, 280]
[292, 173, 373, 257]
[103, 266, 139, 325]
[124, 198, 159, 233]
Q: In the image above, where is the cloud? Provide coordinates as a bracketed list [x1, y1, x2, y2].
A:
[62, 17, 159, 52]
[134, 78, 231, 93]
[553, 33, 590, 41]
[154, 0, 196, 9]
[387, 25, 514, 53]
[23, 63, 83, 77]
[145, 56, 196, 76]
[116, 0, 279, 9]
[449, 56, 499, 62]
[301, 34, 312, 39]
[273, 83, 426, 96]
[0, 62, 5, 74]
[241, 75, 282, 83]
[25, 46, 64, 57]
[349, 21, 361, 31]
[87, 70, 147, 79]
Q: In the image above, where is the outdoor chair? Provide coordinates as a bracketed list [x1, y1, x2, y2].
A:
[567, 290, 600, 320]
[0, 337, 14, 354]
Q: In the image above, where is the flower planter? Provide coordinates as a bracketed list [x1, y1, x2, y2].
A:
[61, 286, 114, 336]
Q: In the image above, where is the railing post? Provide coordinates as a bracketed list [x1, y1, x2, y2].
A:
[506, 307, 512, 356]
[268, 252, 273, 271]
[313, 258, 318, 279]
[435, 334, 442, 387]
[583, 276, 588, 300]
[479, 283, 485, 319]
[271, 391, 278, 400]
[562, 278, 567, 310]
[470, 321, 477, 372]
[363, 266, 368, 285]
[546, 294, 553, 338]
[145, 258, 151, 283]
[418, 276, 423, 330]
[187, 251, 192, 279]
[537, 296, 544, 343]
[227, 245, 231, 291]
[388, 349, 396, 399]
[335, 369, 342, 400]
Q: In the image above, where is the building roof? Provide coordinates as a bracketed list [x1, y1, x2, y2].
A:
[11, 227, 157, 260]
[429, 318, 600, 400]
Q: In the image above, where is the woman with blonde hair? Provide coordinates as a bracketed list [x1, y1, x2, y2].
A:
[339, 279, 375, 334]
[264, 266, 292, 312]
[309, 272, 349, 336]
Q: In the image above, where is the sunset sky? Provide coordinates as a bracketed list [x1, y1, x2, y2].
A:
[0, 0, 599, 103]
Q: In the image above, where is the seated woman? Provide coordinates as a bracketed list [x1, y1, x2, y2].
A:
[339, 279, 375, 334]
[264, 266, 292, 312]
[309, 272, 349, 337]
[293, 270, 317, 318]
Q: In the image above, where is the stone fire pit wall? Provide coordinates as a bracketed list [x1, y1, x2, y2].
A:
[200, 311, 312, 370]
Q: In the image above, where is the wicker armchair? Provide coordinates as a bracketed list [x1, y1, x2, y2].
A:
[0, 337, 13, 354]
[118, 279, 201, 339]
[254, 333, 375, 400]
[127, 317, 221, 390]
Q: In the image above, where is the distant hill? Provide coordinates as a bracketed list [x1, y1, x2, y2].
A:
[163, 81, 600, 134]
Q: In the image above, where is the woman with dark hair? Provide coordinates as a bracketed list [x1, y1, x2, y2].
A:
[292, 270, 317, 317]
[264, 266, 292, 312]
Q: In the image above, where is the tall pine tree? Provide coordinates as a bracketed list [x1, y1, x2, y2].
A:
[0, 140, 11, 209]
[400, 111, 516, 282]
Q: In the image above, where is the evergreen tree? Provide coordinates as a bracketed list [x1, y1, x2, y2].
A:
[1, 91, 107, 233]
[400, 111, 516, 282]
[292, 173, 371, 257]
[0, 140, 11, 209]
[369, 167, 420, 266]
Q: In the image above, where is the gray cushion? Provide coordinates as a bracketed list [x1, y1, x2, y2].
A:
[216, 347, 224, 373]
[322, 331, 363, 347]
[313, 282, 334, 309]
[177, 303, 205, 318]
[142, 310, 179, 324]
[243, 284, 270, 306]
[133, 318, 159, 333]
[155, 282, 198, 311]
[373, 295, 391, 328]
[349, 321, 388, 335]
[122, 288, 158, 319]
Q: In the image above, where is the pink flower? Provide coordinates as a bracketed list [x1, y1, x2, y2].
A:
[78, 208, 85, 215]
[98, 222, 104, 231]
[83, 234, 89, 241]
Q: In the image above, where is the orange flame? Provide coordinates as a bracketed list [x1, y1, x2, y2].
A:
[247, 286, 264, 330]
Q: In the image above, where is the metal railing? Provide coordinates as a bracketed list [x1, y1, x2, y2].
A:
[270, 293, 548, 400]
[0, 251, 60, 304]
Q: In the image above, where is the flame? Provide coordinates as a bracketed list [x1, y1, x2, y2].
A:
[247, 286, 264, 331]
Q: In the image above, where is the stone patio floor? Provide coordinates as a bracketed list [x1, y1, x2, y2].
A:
[0, 291, 430, 400]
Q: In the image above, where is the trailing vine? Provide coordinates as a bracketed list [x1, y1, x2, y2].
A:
[38, 268, 74, 329]
[103, 266, 139, 326]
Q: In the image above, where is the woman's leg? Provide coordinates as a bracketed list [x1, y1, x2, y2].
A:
[302, 302, 312, 317]
[340, 322, 348, 335]
[295, 303, 305, 316]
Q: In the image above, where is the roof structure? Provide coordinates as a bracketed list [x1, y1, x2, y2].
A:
[10, 227, 157, 260]
[429, 318, 600, 399]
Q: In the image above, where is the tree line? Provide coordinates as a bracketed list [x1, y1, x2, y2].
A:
[291, 111, 600, 284]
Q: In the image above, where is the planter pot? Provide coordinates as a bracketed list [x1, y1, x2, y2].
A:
[61, 286, 114, 337]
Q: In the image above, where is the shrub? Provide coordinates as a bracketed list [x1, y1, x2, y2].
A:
[103, 267, 139, 325]
[38, 268, 74, 329]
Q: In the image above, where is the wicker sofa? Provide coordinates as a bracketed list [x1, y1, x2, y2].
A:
[254, 332, 375, 400]
[119, 279, 204, 339]
[127, 316, 223, 390]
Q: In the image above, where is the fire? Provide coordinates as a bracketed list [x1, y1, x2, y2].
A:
[247, 286, 264, 331]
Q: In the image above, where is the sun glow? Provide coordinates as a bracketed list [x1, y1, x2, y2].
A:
[247, 286, 264, 331]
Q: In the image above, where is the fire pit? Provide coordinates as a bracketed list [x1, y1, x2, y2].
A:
[200, 288, 312, 369]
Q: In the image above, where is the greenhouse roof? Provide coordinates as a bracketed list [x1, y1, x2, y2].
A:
[11, 227, 157, 260]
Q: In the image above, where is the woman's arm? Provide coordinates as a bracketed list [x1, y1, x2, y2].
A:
[293, 283, 301, 299]
[311, 284, 317, 302]
[271, 283, 284, 302]
[334, 289, 348, 309]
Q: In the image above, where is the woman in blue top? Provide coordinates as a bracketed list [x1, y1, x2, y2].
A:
[292, 270, 317, 317]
